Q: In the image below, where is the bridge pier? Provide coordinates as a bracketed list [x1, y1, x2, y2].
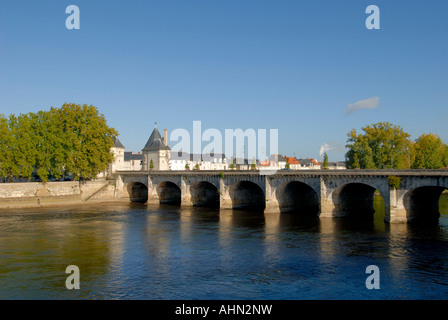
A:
[219, 179, 233, 210]
[387, 189, 406, 223]
[265, 178, 280, 213]
[180, 178, 194, 207]
[147, 176, 159, 205]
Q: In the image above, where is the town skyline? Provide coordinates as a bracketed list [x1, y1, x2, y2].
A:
[1, 1, 447, 162]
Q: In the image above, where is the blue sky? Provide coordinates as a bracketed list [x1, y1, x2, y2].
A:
[1, 1, 447, 161]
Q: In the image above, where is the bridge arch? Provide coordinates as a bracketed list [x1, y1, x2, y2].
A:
[157, 181, 181, 205]
[403, 186, 446, 223]
[127, 182, 148, 203]
[190, 181, 220, 208]
[333, 182, 385, 218]
[229, 180, 265, 211]
[276, 181, 319, 215]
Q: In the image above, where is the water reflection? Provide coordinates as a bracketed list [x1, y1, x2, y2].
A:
[0, 197, 447, 299]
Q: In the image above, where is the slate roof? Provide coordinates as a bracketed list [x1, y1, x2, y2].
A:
[124, 152, 143, 161]
[113, 137, 125, 149]
[142, 124, 170, 151]
[269, 154, 286, 162]
[171, 151, 190, 160]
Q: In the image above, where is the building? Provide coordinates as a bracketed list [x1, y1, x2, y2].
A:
[123, 152, 143, 171]
[170, 151, 190, 170]
[142, 124, 171, 171]
[327, 161, 347, 170]
[284, 156, 301, 170]
[103, 137, 125, 177]
[202, 153, 228, 170]
[269, 154, 287, 169]
[169, 152, 228, 170]
[297, 158, 320, 170]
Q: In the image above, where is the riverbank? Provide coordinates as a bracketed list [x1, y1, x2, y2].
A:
[0, 180, 125, 210]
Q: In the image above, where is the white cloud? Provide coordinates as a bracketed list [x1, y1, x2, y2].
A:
[346, 97, 379, 114]
[319, 142, 343, 159]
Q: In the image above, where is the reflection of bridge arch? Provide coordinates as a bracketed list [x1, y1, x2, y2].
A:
[229, 181, 265, 211]
[333, 182, 384, 218]
[276, 181, 319, 215]
[157, 181, 181, 205]
[190, 181, 220, 208]
[127, 182, 148, 203]
[404, 186, 447, 223]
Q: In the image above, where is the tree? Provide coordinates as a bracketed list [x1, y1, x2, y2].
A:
[345, 122, 413, 169]
[30, 109, 65, 182]
[230, 158, 235, 169]
[194, 163, 200, 170]
[323, 153, 329, 169]
[2, 114, 21, 181]
[57, 103, 117, 180]
[185, 163, 190, 170]
[251, 158, 257, 170]
[149, 159, 154, 170]
[14, 113, 37, 180]
[0, 114, 12, 181]
[413, 133, 447, 169]
[0, 104, 117, 182]
[352, 153, 360, 169]
[285, 157, 290, 169]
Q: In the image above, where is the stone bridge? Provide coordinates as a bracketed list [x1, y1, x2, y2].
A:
[114, 170, 448, 223]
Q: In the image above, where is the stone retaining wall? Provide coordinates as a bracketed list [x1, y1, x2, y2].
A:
[0, 180, 118, 209]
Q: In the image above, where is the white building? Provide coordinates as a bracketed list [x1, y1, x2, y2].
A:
[169, 151, 190, 170]
[123, 152, 143, 171]
[170, 153, 229, 171]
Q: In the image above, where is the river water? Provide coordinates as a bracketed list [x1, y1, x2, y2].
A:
[0, 196, 447, 300]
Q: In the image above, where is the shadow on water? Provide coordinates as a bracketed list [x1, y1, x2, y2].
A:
[228, 209, 266, 229]
[180, 206, 221, 225]
[327, 194, 386, 233]
[278, 212, 321, 231]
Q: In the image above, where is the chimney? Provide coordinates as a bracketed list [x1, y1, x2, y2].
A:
[164, 129, 168, 146]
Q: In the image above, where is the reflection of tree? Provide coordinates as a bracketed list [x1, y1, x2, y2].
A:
[0, 204, 131, 298]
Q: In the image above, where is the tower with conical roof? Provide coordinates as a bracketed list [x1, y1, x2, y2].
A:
[110, 137, 125, 174]
[142, 123, 171, 170]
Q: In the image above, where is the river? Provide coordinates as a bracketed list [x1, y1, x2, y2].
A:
[0, 195, 447, 300]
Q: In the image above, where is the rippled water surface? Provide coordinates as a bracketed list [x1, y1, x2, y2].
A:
[1, 196, 447, 300]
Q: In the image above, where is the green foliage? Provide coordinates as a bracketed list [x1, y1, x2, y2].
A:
[185, 163, 190, 170]
[218, 172, 225, 179]
[0, 104, 117, 182]
[149, 159, 154, 170]
[0, 114, 13, 180]
[194, 163, 200, 170]
[285, 157, 290, 169]
[251, 158, 257, 170]
[323, 153, 329, 169]
[352, 153, 360, 169]
[230, 158, 235, 169]
[345, 122, 413, 169]
[413, 133, 447, 169]
[388, 176, 402, 190]
[57, 103, 117, 180]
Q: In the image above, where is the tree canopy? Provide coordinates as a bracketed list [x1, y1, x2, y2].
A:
[345, 122, 447, 170]
[323, 153, 329, 169]
[345, 122, 413, 169]
[0, 103, 117, 182]
[413, 133, 448, 169]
